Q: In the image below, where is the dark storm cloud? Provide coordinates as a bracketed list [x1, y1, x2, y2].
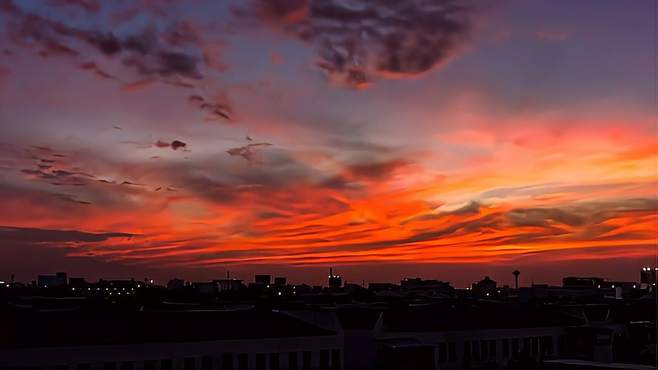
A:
[0, 226, 133, 243]
[241, 0, 472, 88]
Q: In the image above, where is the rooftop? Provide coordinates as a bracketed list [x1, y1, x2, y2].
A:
[0, 307, 336, 349]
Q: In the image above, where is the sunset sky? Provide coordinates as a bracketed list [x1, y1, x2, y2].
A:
[0, 0, 656, 287]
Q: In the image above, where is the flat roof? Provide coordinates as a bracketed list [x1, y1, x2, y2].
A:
[544, 359, 657, 369]
[0, 308, 336, 349]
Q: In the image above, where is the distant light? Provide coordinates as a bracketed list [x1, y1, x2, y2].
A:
[486, 293, 490, 297]
[597, 285, 601, 288]
[5, 284, 8, 288]
[149, 279, 154, 284]
[278, 292, 282, 296]
[0, 281, 4, 284]
[87, 288, 91, 291]
[612, 285, 615, 288]
[633, 285, 637, 289]
[71, 287, 76, 291]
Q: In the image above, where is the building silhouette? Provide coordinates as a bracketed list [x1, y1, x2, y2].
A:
[0, 269, 655, 370]
[328, 268, 342, 288]
[37, 272, 67, 288]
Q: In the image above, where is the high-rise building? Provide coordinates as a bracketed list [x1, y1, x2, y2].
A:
[328, 268, 342, 288]
[640, 266, 657, 287]
[472, 276, 497, 293]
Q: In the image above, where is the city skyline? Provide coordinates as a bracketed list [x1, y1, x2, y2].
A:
[0, 0, 656, 287]
[3, 264, 657, 290]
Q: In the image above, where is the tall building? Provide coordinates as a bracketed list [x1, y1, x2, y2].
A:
[640, 266, 657, 287]
[328, 268, 342, 288]
[471, 276, 497, 293]
[37, 272, 67, 288]
[214, 279, 244, 292]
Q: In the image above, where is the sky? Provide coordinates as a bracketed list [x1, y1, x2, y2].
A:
[0, 0, 656, 287]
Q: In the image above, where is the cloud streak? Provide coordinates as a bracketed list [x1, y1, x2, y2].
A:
[0, 0, 232, 120]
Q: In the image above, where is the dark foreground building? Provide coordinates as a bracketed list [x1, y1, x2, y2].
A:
[0, 273, 655, 370]
[0, 306, 343, 370]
